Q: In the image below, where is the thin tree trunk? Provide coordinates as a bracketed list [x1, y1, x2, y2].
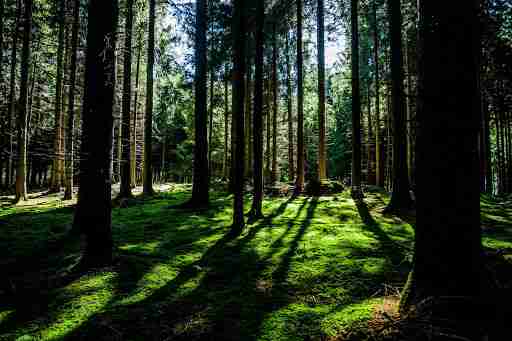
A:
[73, 0, 118, 267]
[119, 0, 134, 198]
[14, 0, 32, 203]
[209, 71, 214, 178]
[190, 0, 209, 205]
[286, 31, 294, 182]
[367, 83, 375, 185]
[64, 0, 80, 200]
[317, 0, 327, 182]
[295, 0, 305, 193]
[143, 0, 155, 195]
[265, 76, 271, 178]
[373, 1, 383, 187]
[231, 0, 246, 233]
[131, 34, 142, 188]
[351, 0, 362, 197]
[223, 66, 229, 179]
[271, 24, 278, 185]
[250, 0, 264, 219]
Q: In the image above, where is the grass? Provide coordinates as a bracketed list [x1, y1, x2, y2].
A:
[0, 185, 511, 340]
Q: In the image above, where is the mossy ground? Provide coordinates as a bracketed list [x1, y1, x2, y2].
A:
[0, 186, 510, 340]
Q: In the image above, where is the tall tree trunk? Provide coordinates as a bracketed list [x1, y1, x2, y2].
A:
[49, 0, 66, 193]
[131, 34, 142, 188]
[190, 0, 209, 206]
[231, 0, 246, 233]
[250, 0, 264, 219]
[209, 71, 214, 178]
[367, 83, 375, 185]
[64, 0, 80, 200]
[295, 0, 305, 193]
[143, 0, 155, 196]
[400, 3, 483, 335]
[7, 0, 21, 188]
[286, 31, 294, 183]
[351, 0, 362, 197]
[265, 76, 271, 179]
[73, 0, 118, 267]
[0, 0, 5, 183]
[271, 24, 278, 185]
[385, 0, 413, 212]
[372, 1, 383, 188]
[317, 0, 327, 182]
[223, 66, 230, 180]
[14, 0, 32, 203]
[119, 0, 134, 198]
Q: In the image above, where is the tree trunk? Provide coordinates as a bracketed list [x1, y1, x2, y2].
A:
[143, 0, 155, 196]
[49, 0, 66, 193]
[209, 71, 214, 178]
[400, 3, 484, 336]
[317, 0, 327, 182]
[372, 2, 383, 188]
[119, 0, 134, 198]
[271, 24, 278, 185]
[131, 34, 142, 188]
[73, 0, 118, 268]
[7, 0, 21, 188]
[190, 0, 209, 206]
[14, 0, 32, 203]
[231, 0, 246, 233]
[285, 31, 294, 182]
[385, 0, 413, 212]
[351, 0, 362, 197]
[223, 66, 230, 180]
[295, 0, 305, 193]
[64, 0, 80, 200]
[250, 0, 264, 219]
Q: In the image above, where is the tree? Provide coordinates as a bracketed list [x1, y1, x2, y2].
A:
[271, 24, 278, 185]
[73, 0, 118, 267]
[317, 0, 327, 182]
[49, 0, 66, 193]
[231, 0, 246, 233]
[119, 0, 134, 199]
[189, 0, 209, 207]
[143, 0, 155, 196]
[250, 0, 264, 219]
[285, 30, 294, 182]
[400, 0, 483, 328]
[351, 0, 362, 197]
[385, 0, 413, 212]
[64, 0, 80, 200]
[295, 0, 305, 193]
[14, 0, 33, 203]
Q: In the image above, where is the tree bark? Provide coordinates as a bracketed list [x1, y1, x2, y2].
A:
[385, 0, 413, 212]
[73, 0, 118, 267]
[271, 24, 278, 185]
[223, 66, 230, 180]
[119, 0, 134, 198]
[143, 0, 155, 196]
[400, 3, 484, 333]
[231, 0, 246, 233]
[64, 0, 80, 200]
[295, 0, 305, 193]
[250, 0, 264, 219]
[209, 71, 214, 178]
[317, 0, 327, 182]
[190, 0, 209, 206]
[14, 0, 33, 203]
[285, 31, 294, 183]
[351, 0, 362, 197]
[131, 33, 142, 188]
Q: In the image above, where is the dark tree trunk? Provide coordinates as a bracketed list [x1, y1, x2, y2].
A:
[50, 0, 66, 193]
[64, 0, 80, 200]
[271, 24, 278, 185]
[14, 0, 33, 203]
[385, 0, 413, 212]
[143, 0, 155, 196]
[351, 0, 362, 197]
[209, 71, 214, 178]
[0, 0, 5, 182]
[317, 0, 327, 181]
[295, 0, 305, 193]
[285, 31, 294, 182]
[400, 2, 484, 334]
[250, 0, 264, 219]
[119, 0, 134, 198]
[223, 66, 230, 180]
[372, 1, 383, 188]
[190, 0, 209, 206]
[231, 0, 246, 233]
[73, 0, 118, 268]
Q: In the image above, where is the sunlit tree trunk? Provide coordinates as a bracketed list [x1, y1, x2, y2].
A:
[351, 0, 362, 197]
[143, 0, 155, 196]
[131, 33, 142, 188]
[223, 66, 230, 180]
[271, 24, 278, 185]
[372, 1, 383, 188]
[14, 0, 33, 203]
[209, 71, 214, 178]
[64, 0, 80, 200]
[285, 31, 294, 182]
[317, 0, 327, 182]
[295, 0, 305, 193]
[73, 0, 118, 267]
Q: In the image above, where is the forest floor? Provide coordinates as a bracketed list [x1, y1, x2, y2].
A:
[0, 185, 511, 341]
